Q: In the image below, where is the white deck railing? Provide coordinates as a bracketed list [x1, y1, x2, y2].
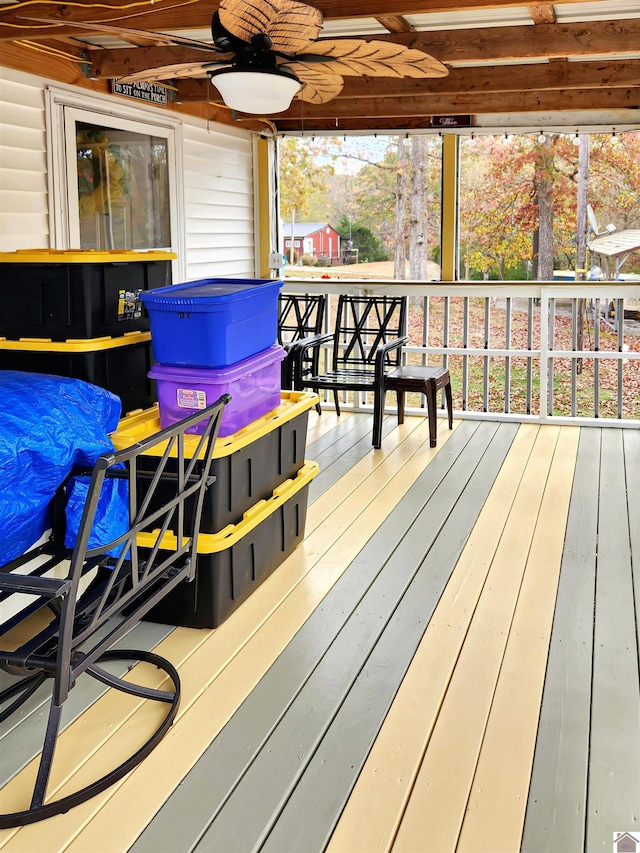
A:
[282, 279, 640, 427]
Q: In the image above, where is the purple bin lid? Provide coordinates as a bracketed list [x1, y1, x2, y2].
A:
[148, 344, 286, 381]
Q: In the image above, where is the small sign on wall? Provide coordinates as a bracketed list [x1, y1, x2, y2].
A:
[110, 80, 168, 105]
[430, 115, 473, 128]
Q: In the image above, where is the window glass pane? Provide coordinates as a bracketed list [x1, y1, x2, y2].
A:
[75, 121, 170, 250]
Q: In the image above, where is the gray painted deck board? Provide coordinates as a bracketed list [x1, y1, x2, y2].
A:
[130, 422, 514, 853]
[624, 430, 640, 660]
[586, 428, 640, 850]
[521, 427, 600, 853]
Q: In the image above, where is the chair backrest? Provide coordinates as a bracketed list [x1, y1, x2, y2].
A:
[332, 295, 407, 372]
[278, 293, 326, 345]
[0, 395, 229, 701]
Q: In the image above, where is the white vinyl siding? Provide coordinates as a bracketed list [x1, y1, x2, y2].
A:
[182, 121, 255, 280]
[0, 67, 257, 277]
[0, 67, 49, 250]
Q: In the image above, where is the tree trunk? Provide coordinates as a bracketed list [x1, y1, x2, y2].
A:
[534, 137, 555, 281]
[409, 135, 428, 280]
[393, 138, 408, 280]
[289, 208, 296, 264]
[576, 133, 590, 373]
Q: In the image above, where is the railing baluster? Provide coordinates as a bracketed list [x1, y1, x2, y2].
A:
[594, 298, 600, 416]
[571, 298, 578, 417]
[548, 297, 556, 416]
[526, 297, 533, 415]
[483, 297, 490, 412]
[504, 296, 511, 414]
[617, 299, 624, 419]
[462, 296, 469, 410]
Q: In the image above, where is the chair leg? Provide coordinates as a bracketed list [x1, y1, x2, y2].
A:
[31, 700, 63, 809]
[372, 388, 384, 449]
[395, 389, 405, 425]
[333, 389, 341, 417]
[445, 380, 453, 429]
[426, 379, 438, 447]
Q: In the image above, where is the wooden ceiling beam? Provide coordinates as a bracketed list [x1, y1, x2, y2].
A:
[171, 60, 640, 102]
[375, 16, 416, 32]
[0, 0, 599, 35]
[273, 88, 640, 130]
[84, 19, 640, 78]
[529, 5, 556, 24]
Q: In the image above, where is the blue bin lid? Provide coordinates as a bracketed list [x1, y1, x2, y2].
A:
[140, 278, 282, 309]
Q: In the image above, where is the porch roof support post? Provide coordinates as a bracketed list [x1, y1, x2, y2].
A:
[256, 136, 276, 279]
[440, 134, 460, 282]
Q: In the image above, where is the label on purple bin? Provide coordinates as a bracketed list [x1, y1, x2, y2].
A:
[176, 388, 207, 410]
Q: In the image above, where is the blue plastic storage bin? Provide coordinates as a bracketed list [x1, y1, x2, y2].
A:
[140, 278, 282, 368]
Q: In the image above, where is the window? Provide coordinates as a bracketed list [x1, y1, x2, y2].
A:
[73, 120, 171, 251]
[46, 87, 184, 272]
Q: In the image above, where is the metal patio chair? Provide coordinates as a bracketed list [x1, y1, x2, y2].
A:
[278, 293, 327, 387]
[292, 294, 407, 448]
[0, 394, 229, 828]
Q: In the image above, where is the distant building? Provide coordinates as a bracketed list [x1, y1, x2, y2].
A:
[283, 222, 341, 263]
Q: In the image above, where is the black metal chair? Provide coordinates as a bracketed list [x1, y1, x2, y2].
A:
[292, 294, 407, 448]
[278, 292, 327, 390]
[0, 394, 229, 828]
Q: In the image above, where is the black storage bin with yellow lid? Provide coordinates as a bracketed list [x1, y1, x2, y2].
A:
[0, 331, 155, 415]
[0, 250, 175, 341]
[110, 391, 318, 533]
[139, 462, 319, 629]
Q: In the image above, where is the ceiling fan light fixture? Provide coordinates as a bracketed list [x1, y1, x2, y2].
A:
[208, 67, 301, 114]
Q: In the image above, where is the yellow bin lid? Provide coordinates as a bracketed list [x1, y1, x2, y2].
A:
[138, 461, 319, 553]
[0, 331, 151, 352]
[0, 249, 176, 263]
[110, 390, 320, 459]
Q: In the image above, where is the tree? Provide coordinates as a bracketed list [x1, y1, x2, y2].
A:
[394, 137, 408, 279]
[335, 215, 388, 262]
[533, 136, 555, 280]
[409, 135, 429, 280]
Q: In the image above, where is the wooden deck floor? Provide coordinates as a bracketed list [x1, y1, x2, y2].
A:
[0, 413, 638, 852]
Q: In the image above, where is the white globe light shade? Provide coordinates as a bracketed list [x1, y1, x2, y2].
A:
[209, 68, 302, 114]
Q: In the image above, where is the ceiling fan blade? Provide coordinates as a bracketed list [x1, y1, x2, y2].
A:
[20, 15, 217, 52]
[117, 61, 232, 84]
[300, 39, 449, 79]
[275, 51, 336, 64]
[218, 0, 322, 55]
[285, 63, 344, 104]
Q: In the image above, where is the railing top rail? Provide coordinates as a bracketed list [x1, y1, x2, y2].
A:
[282, 279, 640, 299]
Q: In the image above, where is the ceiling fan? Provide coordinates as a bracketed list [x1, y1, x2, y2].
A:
[25, 0, 448, 114]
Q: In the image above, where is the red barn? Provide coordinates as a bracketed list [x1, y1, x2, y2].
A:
[283, 222, 341, 263]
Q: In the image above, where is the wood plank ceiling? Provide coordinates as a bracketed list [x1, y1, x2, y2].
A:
[1, 0, 639, 134]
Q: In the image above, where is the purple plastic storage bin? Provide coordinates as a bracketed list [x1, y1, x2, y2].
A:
[149, 345, 286, 436]
[140, 278, 282, 368]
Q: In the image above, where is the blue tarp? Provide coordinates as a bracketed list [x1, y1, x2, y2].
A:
[0, 371, 123, 566]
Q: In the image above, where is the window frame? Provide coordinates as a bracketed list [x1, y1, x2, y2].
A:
[45, 86, 185, 279]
